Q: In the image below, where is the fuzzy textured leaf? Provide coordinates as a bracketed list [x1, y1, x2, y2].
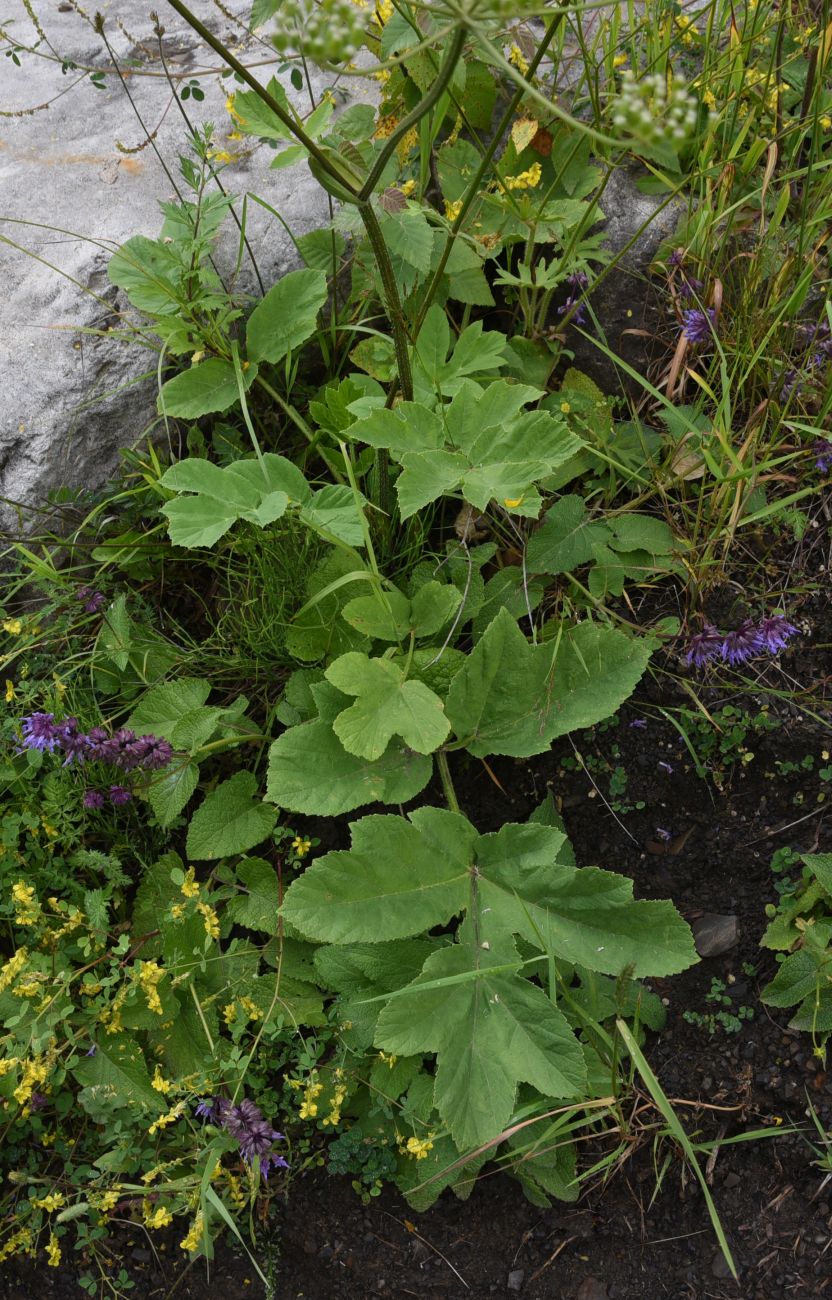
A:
[186, 772, 277, 860]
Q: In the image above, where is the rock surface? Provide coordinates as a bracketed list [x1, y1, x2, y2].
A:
[0, 0, 368, 531]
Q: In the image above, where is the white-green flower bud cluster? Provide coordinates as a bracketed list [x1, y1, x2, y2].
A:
[271, 0, 366, 64]
[612, 69, 698, 147]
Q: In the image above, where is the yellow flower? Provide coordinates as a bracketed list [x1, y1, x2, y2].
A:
[239, 996, 262, 1022]
[223, 1001, 238, 1026]
[375, 0, 393, 22]
[612, 53, 628, 68]
[14, 1054, 50, 1107]
[702, 89, 717, 111]
[821, 115, 832, 130]
[46, 1233, 61, 1267]
[91, 1189, 120, 1213]
[12, 880, 39, 926]
[508, 43, 529, 77]
[51, 673, 65, 695]
[292, 836, 312, 858]
[180, 1211, 204, 1253]
[395, 126, 419, 162]
[180, 868, 200, 899]
[152, 1066, 172, 1095]
[209, 149, 237, 165]
[5, 680, 14, 701]
[502, 162, 542, 192]
[402, 1134, 434, 1160]
[377, 1050, 397, 1069]
[2, 619, 23, 635]
[0, 948, 28, 994]
[0, 1227, 33, 1263]
[225, 92, 242, 124]
[143, 1202, 174, 1230]
[444, 198, 463, 223]
[33, 1192, 65, 1212]
[399, 179, 416, 197]
[137, 961, 165, 1015]
[196, 902, 220, 940]
[148, 1102, 185, 1137]
[503, 497, 524, 509]
[169, 902, 185, 920]
[298, 1075, 324, 1120]
[0, 1058, 20, 1077]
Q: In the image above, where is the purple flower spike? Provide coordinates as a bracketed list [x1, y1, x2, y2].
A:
[681, 307, 717, 345]
[685, 623, 722, 668]
[83, 789, 106, 810]
[721, 618, 764, 666]
[757, 613, 798, 654]
[678, 273, 704, 300]
[133, 735, 175, 772]
[224, 1098, 285, 1166]
[108, 785, 132, 806]
[195, 1096, 231, 1125]
[628, 718, 647, 729]
[77, 586, 106, 614]
[19, 713, 61, 753]
[58, 718, 88, 765]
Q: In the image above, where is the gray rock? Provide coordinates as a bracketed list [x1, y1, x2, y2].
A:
[507, 1268, 526, 1292]
[565, 166, 686, 395]
[693, 913, 739, 957]
[0, 0, 372, 531]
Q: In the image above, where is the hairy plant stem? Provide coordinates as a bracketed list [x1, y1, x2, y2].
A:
[414, 9, 567, 336]
[436, 750, 460, 815]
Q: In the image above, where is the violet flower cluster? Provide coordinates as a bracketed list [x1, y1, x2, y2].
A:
[685, 613, 798, 669]
[667, 249, 703, 299]
[680, 306, 717, 345]
[196, 1096, 288, 1180]
[780, 319, 832, 401]
[558, 271, 590, 326]
[76, 586, 106, 614]
[18, 713, 173, 809]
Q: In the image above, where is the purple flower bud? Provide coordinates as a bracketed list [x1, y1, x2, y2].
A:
[628, 718, 647, 729]
[85, 1044, 97, 1057]
[658, 760, 674, 774]
[19, 712, 61, 753]
[681, 307, 717, 345]
[721, 618, 765, 666]
[84, 727, 114, 762]
[83, 789, 106, 810]
[678, 273, 704, 300]
[108, 784, 132, 806]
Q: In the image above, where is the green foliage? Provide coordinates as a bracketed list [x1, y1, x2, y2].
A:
[761, 854, 832, 1043]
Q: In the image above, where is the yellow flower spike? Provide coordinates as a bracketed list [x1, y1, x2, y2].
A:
[403, 1134, 434, 1159]
[46, 1234, 61, 1267]
[508, 43, 529, 76]
[2, 619, 23, 635]
[0, 949, 28, 994]
[613, 53, 628, 68]
[152, 1066, 172, 1095]
[196, 901, 220, 940]
[180, 1211, 204, 1253]
[143, 1203, 174, 1230]
[33, 1192, 65, 1212]
[137, 960, 165, 1015]
[5, 680, 14, 701]
[444, 198, 463, 222]
[180, 868, 200, 899]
